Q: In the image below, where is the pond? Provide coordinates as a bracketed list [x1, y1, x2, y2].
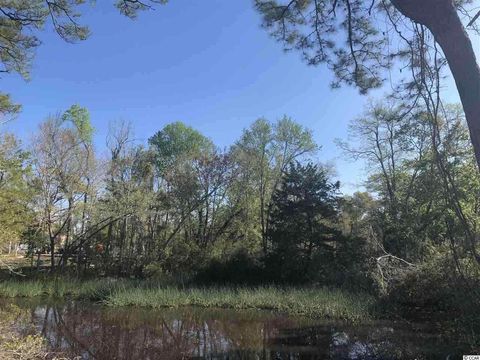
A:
[2, 298, 466, 359]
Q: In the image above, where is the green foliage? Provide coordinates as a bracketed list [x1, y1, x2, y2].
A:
[1, 100, 478, 351]
[0, 0, 89, 79]
[195, 250, 265, 285]
[148, 121, 213, 173]
[254, 0, 477, 98]
[28, 109, 98, 269]
[62, 104, 94, 143]
[329, 235, 377, 292]
[0, 277, 130, 301]
[89, 116, 319, 280]
[339, 192, 376, 237]
[381, 247, 480, 333]
[255, 0, 389, 93]
[275, 116, 317, 158]
[115, 0, 168, 18]
[0, 94, 21, 121]
[339, 102, 472, 262]
[0, 134, 32, 248]
[232, 116, 317, 253]
[266, 162, 341, 283]
[338, 99, 480, 315]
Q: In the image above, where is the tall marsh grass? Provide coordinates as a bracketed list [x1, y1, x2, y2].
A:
[0, 278, 375, 321]
[0, 278, 128, 300]
[106, 286, 375, 321]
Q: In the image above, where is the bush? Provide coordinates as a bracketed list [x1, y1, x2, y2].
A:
[383, 251, 480, 314]
[194, 250, 266, 285]
[321, 236, 377, 293]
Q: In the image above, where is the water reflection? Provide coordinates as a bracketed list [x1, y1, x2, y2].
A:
[3, 299, 463, 359]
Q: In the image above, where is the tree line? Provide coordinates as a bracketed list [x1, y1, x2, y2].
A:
[1, 99, 478, 298]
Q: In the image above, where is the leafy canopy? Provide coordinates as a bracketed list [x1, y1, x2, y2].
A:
[0, 133, 32, 247]
[62, 104, 94, 144]
[148, 121, 214, 173]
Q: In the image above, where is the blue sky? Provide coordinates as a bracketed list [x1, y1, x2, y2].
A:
[2, 0, 477, 193]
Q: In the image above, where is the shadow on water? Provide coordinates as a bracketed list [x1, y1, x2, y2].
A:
[1, 298, 466, 359]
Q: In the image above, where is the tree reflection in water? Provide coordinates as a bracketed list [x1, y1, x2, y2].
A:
[4, 299, 463, 359]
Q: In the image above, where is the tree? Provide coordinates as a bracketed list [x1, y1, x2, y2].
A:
[31, 106, 95, 270]
[233, 118, 274, 254]
[99, 121, 154, 274]
[339, 98, 480, 268]
[339, 191, 376, 238]
[254, 0, 480, 170]
[0, 133, 31, 251]
[266, 162, 340, 282]
[232, 116, 317, 254]
[340, 101, 431, 261]
[90, 118, 318, 277]
[148, 121, 214, 174]
[0, 94, 21, 124]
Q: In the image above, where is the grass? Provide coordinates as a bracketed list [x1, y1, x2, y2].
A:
[106, 286, 375, 321]
[0, 278, 376, 321]
[0, 277, 127, 300]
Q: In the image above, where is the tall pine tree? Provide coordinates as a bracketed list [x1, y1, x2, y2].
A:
[266, 162, 340, 283]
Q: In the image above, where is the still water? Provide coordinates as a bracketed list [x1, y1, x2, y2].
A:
[3, 299, 466, 359]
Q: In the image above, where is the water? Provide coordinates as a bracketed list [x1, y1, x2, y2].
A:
[2, 298, 466, 359]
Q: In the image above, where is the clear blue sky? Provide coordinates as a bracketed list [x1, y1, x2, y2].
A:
[2, 0, 476, 193]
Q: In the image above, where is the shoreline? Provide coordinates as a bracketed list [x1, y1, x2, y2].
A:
[0, 278, 375, 322]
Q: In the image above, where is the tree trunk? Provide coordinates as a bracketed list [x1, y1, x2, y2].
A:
[50, 235, 55, 271]
[36, 251, 41, 272]
[391, 0, 480, 169]
[61, 197, 74, 271]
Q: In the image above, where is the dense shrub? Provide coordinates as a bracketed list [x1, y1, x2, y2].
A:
[324, 236, 377, 293]
[383, 252, 480, 315]
[194, 250, 266, 285]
